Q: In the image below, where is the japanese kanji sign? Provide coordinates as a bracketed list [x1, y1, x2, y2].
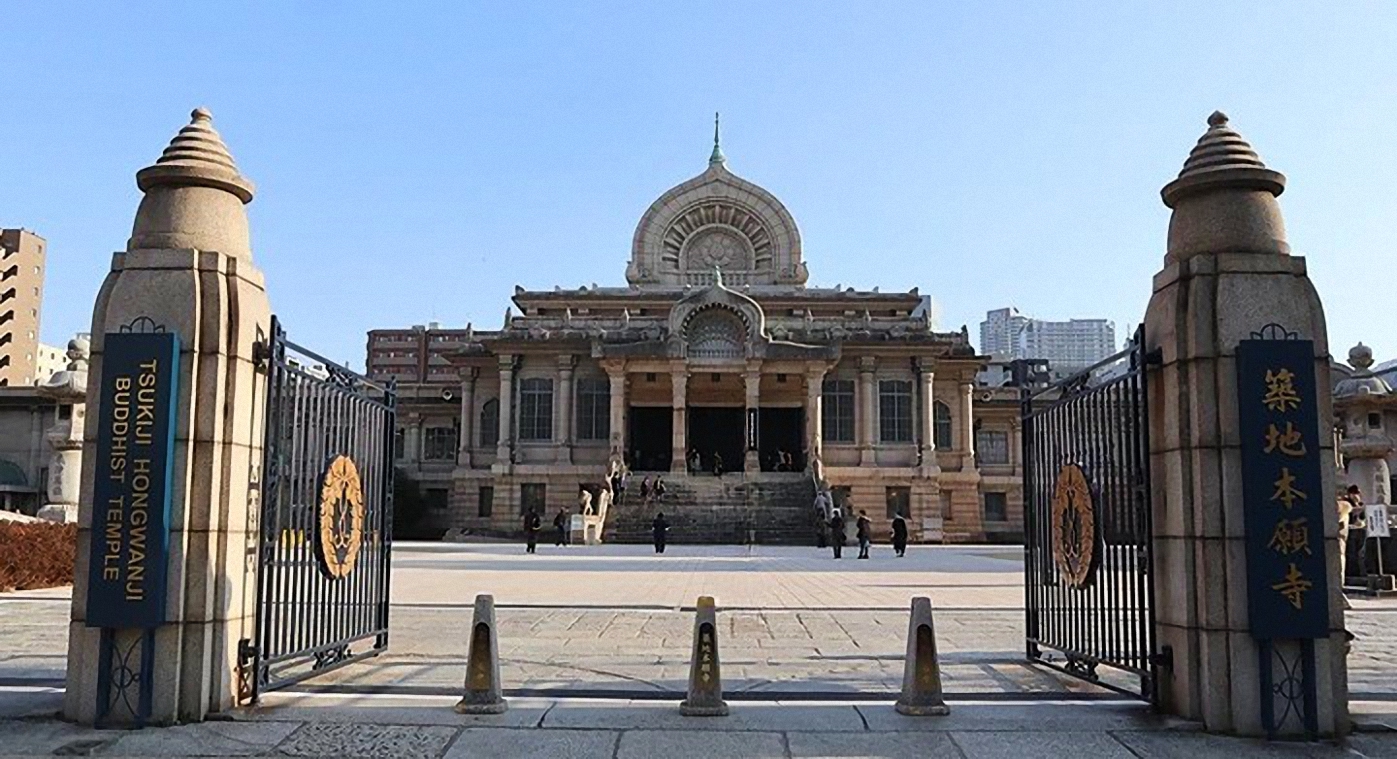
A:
[1237, 338, 1331, 639]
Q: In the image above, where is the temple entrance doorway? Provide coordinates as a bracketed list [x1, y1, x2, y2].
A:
[758, 407, 804, 472]
[687, 406, 744, 475]
[627, 406, 672, 471]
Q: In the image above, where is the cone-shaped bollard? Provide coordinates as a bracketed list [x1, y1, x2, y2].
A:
[680, 596, 728, 716]
[895, 596, 949, 716]
[455, 594, 507, 714]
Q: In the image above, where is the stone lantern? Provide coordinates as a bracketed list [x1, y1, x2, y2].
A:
[1335, 343, 1396, 583]
[35, 335, 90, 523]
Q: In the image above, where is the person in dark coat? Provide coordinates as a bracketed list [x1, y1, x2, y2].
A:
[640, 477, 652, 502]
[829, 510, 845, 559]
[523, 508, 541, 554]
[654, 476, 667, 502]
[553, 508, 568, 547]
[856, 510, 872, 559]
[652, 511, 669, 554]
[891, 513, 908, 557]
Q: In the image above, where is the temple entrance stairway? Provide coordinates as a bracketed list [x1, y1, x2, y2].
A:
[604, 472, 817, 545]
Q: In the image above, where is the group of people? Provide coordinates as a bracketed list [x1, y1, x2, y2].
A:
[520, 505, 581, 553]
[820, 507, 909, 560]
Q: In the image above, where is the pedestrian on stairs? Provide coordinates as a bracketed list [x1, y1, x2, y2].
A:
[856, 510, 872, 559]
[640, 477, 652, 503]
[654, 476, 667, 503]
[652, 511, 669, 554]
[829, 509, 845, 559]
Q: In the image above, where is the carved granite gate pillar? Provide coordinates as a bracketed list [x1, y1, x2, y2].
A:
[1145, 112, 1347, 737]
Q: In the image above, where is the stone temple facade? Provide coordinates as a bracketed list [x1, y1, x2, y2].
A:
[369, 140, 1024, 543]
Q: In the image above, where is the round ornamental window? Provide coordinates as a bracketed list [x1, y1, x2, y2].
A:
[686, 308, 746, 359]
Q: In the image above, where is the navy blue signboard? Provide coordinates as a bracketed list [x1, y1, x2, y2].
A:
[1236, 337, 1330, 640]
[85, 332, 180, 629]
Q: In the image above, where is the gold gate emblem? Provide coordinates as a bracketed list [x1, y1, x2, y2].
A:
[1050, 463, 1097, 589]
[316, 455, 365, 580]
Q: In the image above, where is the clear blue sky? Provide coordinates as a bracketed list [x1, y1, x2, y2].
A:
[3, 2, 1393, 369]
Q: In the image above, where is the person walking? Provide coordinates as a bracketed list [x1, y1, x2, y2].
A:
[523, 508, 542, 554]
[553, 508, 568, 547]
[654, 476, 667, 503]
[891, 513, 908, 558]
[856, 510, 872, 559]
[652, 511, 669, 554]
[639, 477, 652, 503]
[829, 509, 845, 559]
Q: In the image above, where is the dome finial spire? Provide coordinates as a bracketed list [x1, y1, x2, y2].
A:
[709, 111, 726, 166]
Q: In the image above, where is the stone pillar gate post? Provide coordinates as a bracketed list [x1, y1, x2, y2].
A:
[65, 109, 270, 724]
[1145, 112, 1347, 737]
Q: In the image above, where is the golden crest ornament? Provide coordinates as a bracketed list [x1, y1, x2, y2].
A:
[316, 455, 366, 580]
[1050, 462, 1098, 589]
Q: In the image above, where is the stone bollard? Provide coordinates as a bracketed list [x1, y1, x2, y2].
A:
[894, 596, 949, 716]
[680, 596, 728, 716]
[455, 594, 507, 714]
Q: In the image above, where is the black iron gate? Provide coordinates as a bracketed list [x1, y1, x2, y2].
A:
[1021, 326, 1159, 703]
[249, 317, 396, 697]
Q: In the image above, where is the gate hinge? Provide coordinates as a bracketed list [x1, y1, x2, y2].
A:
[1152, 645, 1174, 670]
[1144, 347, 1164, 367]
[236, 638, 258, 704]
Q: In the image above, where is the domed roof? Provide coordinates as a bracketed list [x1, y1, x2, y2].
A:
[628, 118, 806, 288]
[1336, 342, 1393, 399]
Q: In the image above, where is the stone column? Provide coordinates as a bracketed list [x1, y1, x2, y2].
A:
[858, 356, 877, 466]
[1009, 419, 1023, 476]
[404, 415, 423, 463]
[495, 355, 514, 467]
[1144, 112, 1345, 737]
[805, 367, 825, 470]
[919, 364, 939, 476]
[671, 368, 688, 472]
[65, 109, 270, 724]
[458, 367, 477, 467]
[556, 355, 574, 464]
[606, 363, 627, 460]
[744, 366, 761, 472]
[959, 380, 976, 469]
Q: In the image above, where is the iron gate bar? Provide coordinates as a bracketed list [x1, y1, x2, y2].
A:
[252, 317, 396, 698]
[1021, 325, 1158, 704]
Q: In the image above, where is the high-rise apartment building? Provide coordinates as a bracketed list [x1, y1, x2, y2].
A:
[979, 307, 1115, 376]
[0, 229, 47, 387]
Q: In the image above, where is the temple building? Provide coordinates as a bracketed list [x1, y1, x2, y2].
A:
[368, 134, 1025, 543]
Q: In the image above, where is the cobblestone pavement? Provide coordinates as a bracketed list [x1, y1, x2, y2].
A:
[6, 698, 1397, 757]
[3, 544, 1397, 699]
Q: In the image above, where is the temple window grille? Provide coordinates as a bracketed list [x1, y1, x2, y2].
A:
[480, 398, 499, 447]
[983, 491, 1008, 523]
[423, 426, 457, 460]
[976, 429, 1010, 465]
[518, 378, 554, 441]
[576, 377, 610, 441]
[933, 400, 953, 449]
[521, 483, 546, 515]
[885, 486, 911, 519]
[879, 379, 913, 443]
[393, 427, 406, 460]
[822, 379, 856, 443]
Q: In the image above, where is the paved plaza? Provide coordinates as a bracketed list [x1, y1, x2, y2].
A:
[5, 543, 1397, 756]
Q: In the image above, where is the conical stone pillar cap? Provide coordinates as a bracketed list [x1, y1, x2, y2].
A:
[135, 107, 254, 203]
[1161, 111, 1284, 208]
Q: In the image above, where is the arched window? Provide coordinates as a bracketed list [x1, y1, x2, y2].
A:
[933, 400, 953, 449]
[480, 398, 499, 447]
[686, 308, 746, 358]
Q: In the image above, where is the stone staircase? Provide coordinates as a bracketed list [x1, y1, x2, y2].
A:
[604, 473, 818, 545]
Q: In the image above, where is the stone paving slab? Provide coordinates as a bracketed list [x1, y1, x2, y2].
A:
[443, 727, 618, 759]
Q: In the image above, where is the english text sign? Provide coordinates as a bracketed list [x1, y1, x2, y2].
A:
[85, 332, 181, 629]
[1236, 338, 1330, 639]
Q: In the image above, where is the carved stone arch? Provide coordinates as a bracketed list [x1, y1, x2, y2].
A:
[667, 282, 768, 360]
[683, 305, 748, 359]
[629, 162, 805, 287]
